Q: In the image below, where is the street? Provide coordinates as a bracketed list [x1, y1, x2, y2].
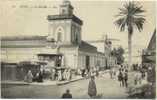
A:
[1, 72, 129, 99]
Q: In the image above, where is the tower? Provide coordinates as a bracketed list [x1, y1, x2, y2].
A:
[47, 0, 83, 45]
[59, 0, 74, 15]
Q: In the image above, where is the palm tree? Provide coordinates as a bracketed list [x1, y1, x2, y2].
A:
[115, 2, 145, 68]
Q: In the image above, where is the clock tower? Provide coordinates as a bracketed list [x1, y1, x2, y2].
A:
[47, 0, 83, 45]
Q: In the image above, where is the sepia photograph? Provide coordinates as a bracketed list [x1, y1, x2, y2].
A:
[0, 0, 156, 99]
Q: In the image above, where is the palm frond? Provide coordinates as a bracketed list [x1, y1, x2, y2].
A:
[114, 1, 145, 33]
[133, 17, 146, 32]
[115, 17, 126, 32]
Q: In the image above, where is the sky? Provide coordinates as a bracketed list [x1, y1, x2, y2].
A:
[0, 0, 156, 63]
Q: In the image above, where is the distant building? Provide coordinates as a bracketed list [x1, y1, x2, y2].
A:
[1, 0, 117, 72]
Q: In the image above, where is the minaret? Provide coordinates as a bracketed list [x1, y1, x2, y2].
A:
[47, 0, 83, 45]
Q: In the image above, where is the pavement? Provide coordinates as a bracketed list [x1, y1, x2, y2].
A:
[1, 70, 109, 86]
[1, 76, 84, 86]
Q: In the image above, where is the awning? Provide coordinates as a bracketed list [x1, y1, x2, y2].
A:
[143, 55, 156, 63]
[37, 53, 62, 56]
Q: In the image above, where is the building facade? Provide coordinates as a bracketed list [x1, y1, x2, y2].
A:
[1, 0, 117, 72]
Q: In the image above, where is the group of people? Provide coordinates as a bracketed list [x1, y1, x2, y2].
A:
[133, 64, 155, 85]
[78, 67, 99, 78]
[117, 65, 128, 87]
[24, 70, 43, 83]
[62, 68, 72, 81]
[53, 68, 72, 81]
[24, 68, 73, 83]
[61, 64, 156, 99]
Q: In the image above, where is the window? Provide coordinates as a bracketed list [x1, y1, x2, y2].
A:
[55, 26, 64, 42]
[57, 32, 62, 42]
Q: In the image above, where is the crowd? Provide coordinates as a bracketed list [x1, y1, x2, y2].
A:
[133, 64, 155, 86]
[24, 66, 99, 84]
[77, 67, 99, 78]
[109, 65, 129, 88]
[53, 68, 72, 81]
[117, 65, 128, 87]
[24, 68, 72, 83]
[25, 63, 155, 99]
[24, 70, 44, 83]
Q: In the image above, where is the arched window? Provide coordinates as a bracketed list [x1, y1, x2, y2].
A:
[55, 26, 64, 42]
[57, 32, 62, 42]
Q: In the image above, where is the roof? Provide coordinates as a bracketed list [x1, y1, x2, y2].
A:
[1, 36, 46, 41]
[147, 29, 156, 51]
[1, 36, 51, 48]
[142, 55, 156, 63]
[47, 14, 83, 25]
[79, 41, 97, 53]
[1, 62, 17, 65]
[97, 52, 105, 56]
[37, 53, 62, 56]
[1, 36, 98, 53]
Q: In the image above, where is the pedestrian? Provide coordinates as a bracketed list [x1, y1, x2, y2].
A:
[62, 89, 72, 98]
[82, 69, 85, 77]
[63, 69, 67, 80]
[33, 72, 39, 82]
[121, 68, 125, 87]
[54, 70, 58, 80]
[124, 70, 128, 87]
[58, 70, 62, 81]
[118, 69, 123, 87]
[134, 71, 142, 85]
[51, 69, 55, 80]
[65, 69, 69, 80]
[109, 69, 113, 79]
[38, 70, 43, 82]
[85, 69, 88, 78]
[141, 68, 145, 79]
[96, 68, 99, 77]
[90, 68, 95, 77]
[25, 70, 33, 83]
[88, 76, 97, 98]
[112, 68, 116, 79]
[67, 69, 71, 80]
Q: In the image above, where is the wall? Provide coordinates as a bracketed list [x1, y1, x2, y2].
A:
[1, 63, 17, 81]
[60, 46, 78, 69]
[1, 47, 46, 63]
[48, 19, 72, 44]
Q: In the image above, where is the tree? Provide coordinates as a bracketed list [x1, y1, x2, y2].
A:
[114, 2, 145, 68]
[111, 47, 125, 65]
